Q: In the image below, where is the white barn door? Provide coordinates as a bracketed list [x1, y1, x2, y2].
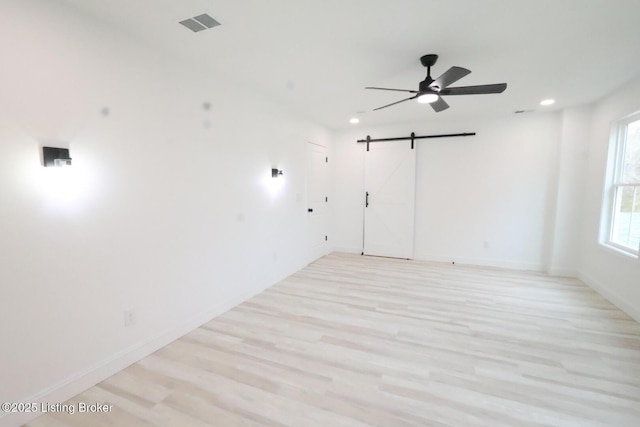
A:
[363, 141, 416, 259]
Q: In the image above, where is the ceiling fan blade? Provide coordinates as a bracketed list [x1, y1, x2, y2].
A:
[430, 97, 450, 112]
[440, 83, 507, 95]
[373, 95, 418, 111]
[366, 86, 418, 93]
[430, 66, 471, 90]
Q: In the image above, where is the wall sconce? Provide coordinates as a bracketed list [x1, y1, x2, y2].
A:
[43, 147, 72, 167]
[271, 168, 283, 178]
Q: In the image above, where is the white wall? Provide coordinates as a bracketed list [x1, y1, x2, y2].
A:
[0, 2, 330, 425]
[577, 76, 640, 322]
[332, 113, 562, 270]
[547, 106, 591, 276]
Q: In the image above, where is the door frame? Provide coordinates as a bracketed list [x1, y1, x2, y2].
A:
[306, 141, 329, 262]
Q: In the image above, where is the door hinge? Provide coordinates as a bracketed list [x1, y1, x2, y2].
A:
[325, 235, 328, 241]
[325, 196, 328, 202]
[325, 157, 328, 163]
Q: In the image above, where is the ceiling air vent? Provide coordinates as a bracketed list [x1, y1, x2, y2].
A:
[179, 14, 221, 33]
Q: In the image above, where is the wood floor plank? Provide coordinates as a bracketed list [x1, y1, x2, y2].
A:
[25, 253, 640, 426]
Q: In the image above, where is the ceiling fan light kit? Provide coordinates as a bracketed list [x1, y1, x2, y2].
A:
[417, 93, 438, 104]
[366, 54, 507, 113]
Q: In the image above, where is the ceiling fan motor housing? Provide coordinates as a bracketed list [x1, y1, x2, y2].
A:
[419, 79, 436, 92]
[420, 54, 438, 67]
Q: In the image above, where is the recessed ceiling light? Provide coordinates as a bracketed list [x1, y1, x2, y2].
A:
[540, 99, 555, 106]
[417, 93, 438, 104]
[349, 117, 360, 124]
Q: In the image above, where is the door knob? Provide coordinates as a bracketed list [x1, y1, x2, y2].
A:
[308, 208, 313, 212]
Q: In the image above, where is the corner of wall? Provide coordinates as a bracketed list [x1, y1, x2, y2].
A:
[579, 271, 640, 324]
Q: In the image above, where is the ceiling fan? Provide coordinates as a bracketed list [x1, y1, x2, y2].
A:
[366, 54, 507, 112]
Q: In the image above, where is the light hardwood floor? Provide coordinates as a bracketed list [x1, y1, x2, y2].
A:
[27, 253, 640, 427]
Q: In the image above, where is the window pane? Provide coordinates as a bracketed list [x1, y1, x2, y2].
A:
[612, 185, 640, 251]
[622, 120, 640, 183]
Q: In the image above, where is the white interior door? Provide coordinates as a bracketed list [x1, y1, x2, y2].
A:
[307, 142, 328, 261]
[364, 141, 416, 259]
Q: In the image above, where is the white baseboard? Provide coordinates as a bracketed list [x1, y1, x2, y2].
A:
[579, 271, 640, 324]
[0, 283, 269, 427]
[332, 250, 545, 272]
[332, 246, 363, 255]
[414, 253, 544, 272]
[547, 268, 579, 277]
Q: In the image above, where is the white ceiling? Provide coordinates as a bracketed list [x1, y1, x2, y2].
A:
[62, 0, 640, 130]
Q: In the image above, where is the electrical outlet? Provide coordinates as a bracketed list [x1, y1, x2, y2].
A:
[123, 309, 136, 327]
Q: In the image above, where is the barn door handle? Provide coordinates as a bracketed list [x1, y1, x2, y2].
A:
[365, 192, 369, 208]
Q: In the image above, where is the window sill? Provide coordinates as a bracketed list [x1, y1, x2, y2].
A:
[600, 242, 639, 260]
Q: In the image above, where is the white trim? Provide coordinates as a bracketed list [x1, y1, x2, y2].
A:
[413, 253, 544, 272]
[547, 268, 580, 278]
[305, 142, 330, 262]
[332, 246, 363, 254]
[0, 282, 271, 427]
[306, 140, 327, 148]
[613, 183, 640, 188]
[339, 249, 577, 276]
[601, 240, 639, 259]
[579, 271, 640, 324]
[599, 112, 640, 253]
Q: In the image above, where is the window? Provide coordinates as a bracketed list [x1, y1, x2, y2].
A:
[604, 113, 640, 255]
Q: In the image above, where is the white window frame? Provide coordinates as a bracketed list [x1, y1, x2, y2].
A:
[602, 112, 640, 257]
